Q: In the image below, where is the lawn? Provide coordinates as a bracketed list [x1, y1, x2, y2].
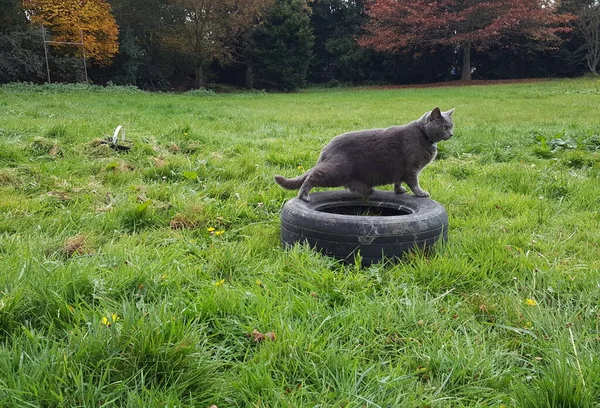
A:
[0, 78, 599, 407]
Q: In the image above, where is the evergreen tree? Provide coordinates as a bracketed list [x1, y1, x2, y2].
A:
[0, 0, 27, 31]
[0, 29, 46, 83]
[250, 0, 314, 91]
[309, 0, 376, 84]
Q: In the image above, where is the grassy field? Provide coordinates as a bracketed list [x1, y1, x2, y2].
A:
[0, 78, 599, 407]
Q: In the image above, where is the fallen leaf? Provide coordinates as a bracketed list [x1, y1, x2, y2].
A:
[250, 329, 265, 343]
[248, 329, 276, 343]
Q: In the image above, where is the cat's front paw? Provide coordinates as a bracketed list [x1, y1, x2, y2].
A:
[414, 190, 430, 197]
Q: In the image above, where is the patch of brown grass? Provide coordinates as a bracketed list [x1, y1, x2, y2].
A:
[152, 156, 167, 167]
[167, 142, 181, 154]
[170, 214, 198, 230]
[62, 234, 90, 257]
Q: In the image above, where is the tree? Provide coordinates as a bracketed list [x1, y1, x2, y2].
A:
[309, 0, 376, 84]
[22, 0, 119, 65]
[0, 29, 46, 83]
[164, 0, 273, 89]
[565, 0, 600, 74]
[108, 0, 174, 88]
[249, 0, 314, 90]
[0, 0, 27, 31]
[359, 0, 574, 80]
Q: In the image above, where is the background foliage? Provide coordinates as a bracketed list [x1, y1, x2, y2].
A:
[0, 0, 598, 89]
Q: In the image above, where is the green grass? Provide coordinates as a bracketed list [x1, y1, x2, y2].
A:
[0, 78, 599, 407]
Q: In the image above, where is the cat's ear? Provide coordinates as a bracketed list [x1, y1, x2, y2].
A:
[445, 108, 455, 117]
[429, 107, 442, 121]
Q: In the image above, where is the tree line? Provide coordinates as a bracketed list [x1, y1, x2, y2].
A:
[1, 0, 598, 91]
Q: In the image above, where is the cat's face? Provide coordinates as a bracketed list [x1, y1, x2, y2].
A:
[425, 107, 455, 142]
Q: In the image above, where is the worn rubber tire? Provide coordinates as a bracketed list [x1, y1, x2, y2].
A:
[280, 190, 448, 265]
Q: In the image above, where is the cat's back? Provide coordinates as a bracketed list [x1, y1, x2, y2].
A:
[319, 128, 379, 160]
[329, 123, 415, 146]
[321, 123, 413, 156]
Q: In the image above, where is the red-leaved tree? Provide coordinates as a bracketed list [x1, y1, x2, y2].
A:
[359, 0, 575, 80]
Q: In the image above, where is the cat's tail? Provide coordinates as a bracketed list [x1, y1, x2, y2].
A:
[274, 172, 309, 190]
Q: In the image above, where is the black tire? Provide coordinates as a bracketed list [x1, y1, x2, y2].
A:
[280, 190, 448, 265]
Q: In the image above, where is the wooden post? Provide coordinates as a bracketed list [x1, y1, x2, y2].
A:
[42, 25, 51, 83]
[80, 29, 89, 83]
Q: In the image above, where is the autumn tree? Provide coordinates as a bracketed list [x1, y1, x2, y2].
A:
[22, 0, 119, 65]
[165, 0, 273, 89]
[359, 0, 574, 80]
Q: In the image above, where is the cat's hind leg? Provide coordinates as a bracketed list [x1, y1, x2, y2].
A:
[394, 183, 406, 194]
[298, 163, 346, 201]
[298, 175, 314, 202]
[347, 180, 374, 197]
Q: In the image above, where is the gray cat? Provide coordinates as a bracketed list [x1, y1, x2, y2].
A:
[274, 107, 454, 202]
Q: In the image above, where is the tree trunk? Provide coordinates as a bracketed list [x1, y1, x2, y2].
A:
[578, 5, 600, 75]
[461, 42, 472, 81]
[245, 58, 255, 89]
[586, 45, 599, 75]
[195, 64, 204, 89]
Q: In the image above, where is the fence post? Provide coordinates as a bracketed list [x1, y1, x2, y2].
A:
[42, 25, 51, 83]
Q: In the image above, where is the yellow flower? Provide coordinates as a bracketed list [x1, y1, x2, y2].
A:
[183, 132, 188, 136]
[214, 230, 225, 236]
[525, 298, 538, 306]
[101, 313, 120, 326]
[215, 279, 225, 287]
[256, 279, 262, 286]
[297, 165, 304, 170]
[207, 227, 215, 232]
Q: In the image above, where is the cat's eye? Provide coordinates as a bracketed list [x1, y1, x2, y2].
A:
[443, 126, 448, 130]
